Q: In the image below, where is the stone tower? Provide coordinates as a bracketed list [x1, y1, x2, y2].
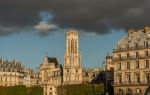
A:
[63, 30, 82, 85]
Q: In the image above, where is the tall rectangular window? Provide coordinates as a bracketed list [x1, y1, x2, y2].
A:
[118, 63, 121, 70]
[118, 75, 122, 84]
[126, 62, 130, 69]
[135, 61, 139, 68]
[127, 53, 130, 59]
[145, 51, 149, 57]
[145, 60, 149, 68]
[118, 54, 121, 59]
[145, 73, 150, 83]
[146, 42, 149, 48]
[136, 52, 139, 58]
[135, 74, 140, 83]
[126, 74, 131, 83]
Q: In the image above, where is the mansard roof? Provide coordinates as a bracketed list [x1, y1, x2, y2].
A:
[47, 57, 58, 65]
[116, 26, 150, 49]
[0, 59, 25, 72]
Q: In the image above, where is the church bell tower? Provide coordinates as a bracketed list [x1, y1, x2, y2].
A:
[63, 30, 82, 84]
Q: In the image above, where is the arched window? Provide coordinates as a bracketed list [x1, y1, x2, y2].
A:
[49, 92, 52, 95]
[71, 39, 74, 53]
[126, 88, 132, 95]
[135, 88, 142, 95]
[118, 89, 123, 95]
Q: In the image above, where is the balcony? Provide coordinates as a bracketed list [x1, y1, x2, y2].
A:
[113, 45, 150, 53]
[113, 54, 150, 61]
[113, 81, 150, 87]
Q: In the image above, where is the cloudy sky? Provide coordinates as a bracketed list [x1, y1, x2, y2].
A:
[0, 0, 149, 69]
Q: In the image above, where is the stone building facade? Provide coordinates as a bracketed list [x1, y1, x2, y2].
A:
[113, 26, 150, 95]
[0, 58, 31, 86]
[40, 30, 83, 95]
[63, 30, 82, 85]
[40, 57, 62, 95]
[106, 55, 114, 70]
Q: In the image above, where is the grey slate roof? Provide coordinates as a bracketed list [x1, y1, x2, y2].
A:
[116, 27, 150, 49]
[47, 57, 58, 65]
[0, 59, 25, 72]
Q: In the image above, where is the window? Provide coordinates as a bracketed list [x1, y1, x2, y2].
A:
[76, 69, 78, 73]
[135, 88, 142, 95]
[126, 74, 131, 83]
[75, 75, 79, 81]
[66, 76, 70, 82]
[145, 60, 149, 68]
[145, 42, 149, 48]
[50, 87, 52, 90]
[135, 74, 140, 83]
[135, 43, 139, 48]
[126, 89, 132, 95]
[127, 53, 130, 59]
[118, 63, 121, 70]
[126, 62, 130, 69]
[49, 92, 52, 95]
[136, 52, 139, 58]
[71, 39, 74, 53]
[127, 44, 129, 49]
[118, 54, 121, 59]
[5, 77, 7, 82]
[135, 61, 139, 68]
[118, 89, 123, 95]
[68, 40, 70, 53]
[145, 73, 150, 83]
[75, 41, 77, 53]
[118, 75, 122, 84]
[145, 51, 149, 57]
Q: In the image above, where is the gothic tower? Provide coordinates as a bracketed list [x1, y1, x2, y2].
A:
[63, 30, 82, 85]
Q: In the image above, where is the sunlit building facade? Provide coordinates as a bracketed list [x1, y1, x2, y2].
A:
[40, 57, 62, 95]
[63, 30, 83, 85]
[40, 30, 83, 95]
[113, 26, 150, 95]
[0, 58, 30, 86]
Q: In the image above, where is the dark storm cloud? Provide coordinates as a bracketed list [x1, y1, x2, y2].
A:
[0, 0, 150, 36]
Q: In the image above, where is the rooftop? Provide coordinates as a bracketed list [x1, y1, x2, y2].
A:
[115, 26, 150, 52]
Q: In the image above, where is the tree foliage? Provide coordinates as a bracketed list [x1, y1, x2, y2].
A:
[0, 85, 43, 95]
[57, 84, 104, 95]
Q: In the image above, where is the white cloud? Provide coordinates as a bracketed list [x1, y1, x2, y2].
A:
[34, 21, 57, 32]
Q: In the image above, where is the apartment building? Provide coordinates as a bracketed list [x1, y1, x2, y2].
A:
[113, 26, 150, 95]
[0, 58, 31, 86]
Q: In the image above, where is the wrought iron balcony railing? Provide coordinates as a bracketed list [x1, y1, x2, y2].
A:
[113, 54, 150, 61]
[113, 81, 150, 86]
[113, 45, 150, 53]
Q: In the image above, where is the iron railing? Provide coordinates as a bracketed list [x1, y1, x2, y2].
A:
[113, 45, 150, 53]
